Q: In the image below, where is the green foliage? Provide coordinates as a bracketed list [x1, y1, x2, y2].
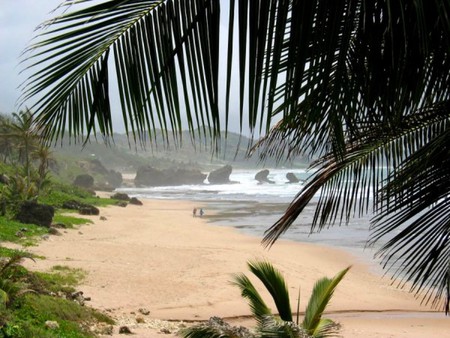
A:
[38, 184, 115, 208]
[0, 251, 113, 338]
[7, 293, 111, 338]
[0, 217, 48, 245]
[35, 266, 86, 295]
[52, 214, 92, 229]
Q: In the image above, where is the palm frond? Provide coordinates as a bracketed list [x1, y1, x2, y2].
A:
[21, 0, 221, 146]
[302, 266, 350, 337]
[232, 273, 272, 325]
[370, 124, 450, 312]
[247, 260, 293, 322]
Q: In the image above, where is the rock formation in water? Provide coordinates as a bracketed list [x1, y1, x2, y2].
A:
[207, 165, 233, 184]
[286, 172, 300, 183]
[255, 169, 275, 184]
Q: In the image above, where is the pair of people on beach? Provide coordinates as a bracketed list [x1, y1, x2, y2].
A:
[193, 208, 204, 217]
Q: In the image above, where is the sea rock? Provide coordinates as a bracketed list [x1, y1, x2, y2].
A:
[14, 201, 54, 227]
[255, 169, 275, 184]
[134, 166, 207, 187]
[73, 174, 94, 189]
[286, 172, 300, 183]
[207, 165, 233, 184]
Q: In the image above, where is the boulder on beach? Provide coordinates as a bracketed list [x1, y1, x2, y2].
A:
[286, 172, 300, 183]
[207, 165, 233, 184]
[134, 166, 207, 187]
[255, 169, 275, 184]
[15, 201, 54, 227]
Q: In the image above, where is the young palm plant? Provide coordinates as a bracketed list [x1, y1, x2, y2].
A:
[0, 252, 35, 310]
[181, 261, 349, 338]
[235, 261, 349, 338]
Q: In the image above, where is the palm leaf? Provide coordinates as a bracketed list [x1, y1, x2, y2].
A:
[247, 260, 293, 322]
[21, 0, 221, 147]
[232, 273, 272, 325]
[302, 266, 350, 337]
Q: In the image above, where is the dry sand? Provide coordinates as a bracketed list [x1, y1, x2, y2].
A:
[21, 197, 449, 337]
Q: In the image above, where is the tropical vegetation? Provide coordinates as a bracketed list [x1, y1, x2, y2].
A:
[19, 0, 450, 312]
[181, 261, 349, 337]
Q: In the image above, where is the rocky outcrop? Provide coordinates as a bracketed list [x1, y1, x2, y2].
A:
[134, 166, 207, 187]
[73, 174, 94, 189]
[286, 172, 300, 183]
[207, 165, 233, 184]
[62, 200, 100, 216]
[255, 169, 275, 184]
[15, 201, 54, 227]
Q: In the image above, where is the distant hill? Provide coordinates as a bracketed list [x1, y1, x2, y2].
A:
[51, 130, 310, 177]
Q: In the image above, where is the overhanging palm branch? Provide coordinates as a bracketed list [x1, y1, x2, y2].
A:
[21, 0, 221, 146]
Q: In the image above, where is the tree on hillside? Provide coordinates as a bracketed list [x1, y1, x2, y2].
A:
[4, 110, 40, 189]
[21, 1, 450, 312]
[0, 114, 15, 164]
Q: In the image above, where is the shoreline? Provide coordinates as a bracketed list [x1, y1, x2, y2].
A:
[21, 196, 449, 337]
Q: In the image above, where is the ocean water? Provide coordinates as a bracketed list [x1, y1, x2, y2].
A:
[116, 168, 380, 261]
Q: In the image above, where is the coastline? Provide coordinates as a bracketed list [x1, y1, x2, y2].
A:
[22, 196, 449, 337]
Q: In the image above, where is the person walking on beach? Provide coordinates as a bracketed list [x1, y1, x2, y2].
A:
[193, 208, 197, 217]
[199, 208, 204, 217]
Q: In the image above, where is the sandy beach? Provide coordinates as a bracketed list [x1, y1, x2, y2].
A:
[22, 197, 449, 337]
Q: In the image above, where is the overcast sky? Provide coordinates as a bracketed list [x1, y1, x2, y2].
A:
[0, 0, 62, 114]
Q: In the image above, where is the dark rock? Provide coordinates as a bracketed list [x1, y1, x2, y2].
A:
[129, 197, 143, 205]
[14, 201, 54, 227]
[62, 200, 85, 210]
[115, 201, 128, 208]
[286, 172, 300, 183]
[255, 169, 275, 184]
[79, 205, 100, 215]
[62, 200, 99, 215]
[111, 193, 130, 201]
[119, 326, 132, 334]
[134, 166, 207, 187]
[73, 174, 94, 189]
[208, 165, 233, 184]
